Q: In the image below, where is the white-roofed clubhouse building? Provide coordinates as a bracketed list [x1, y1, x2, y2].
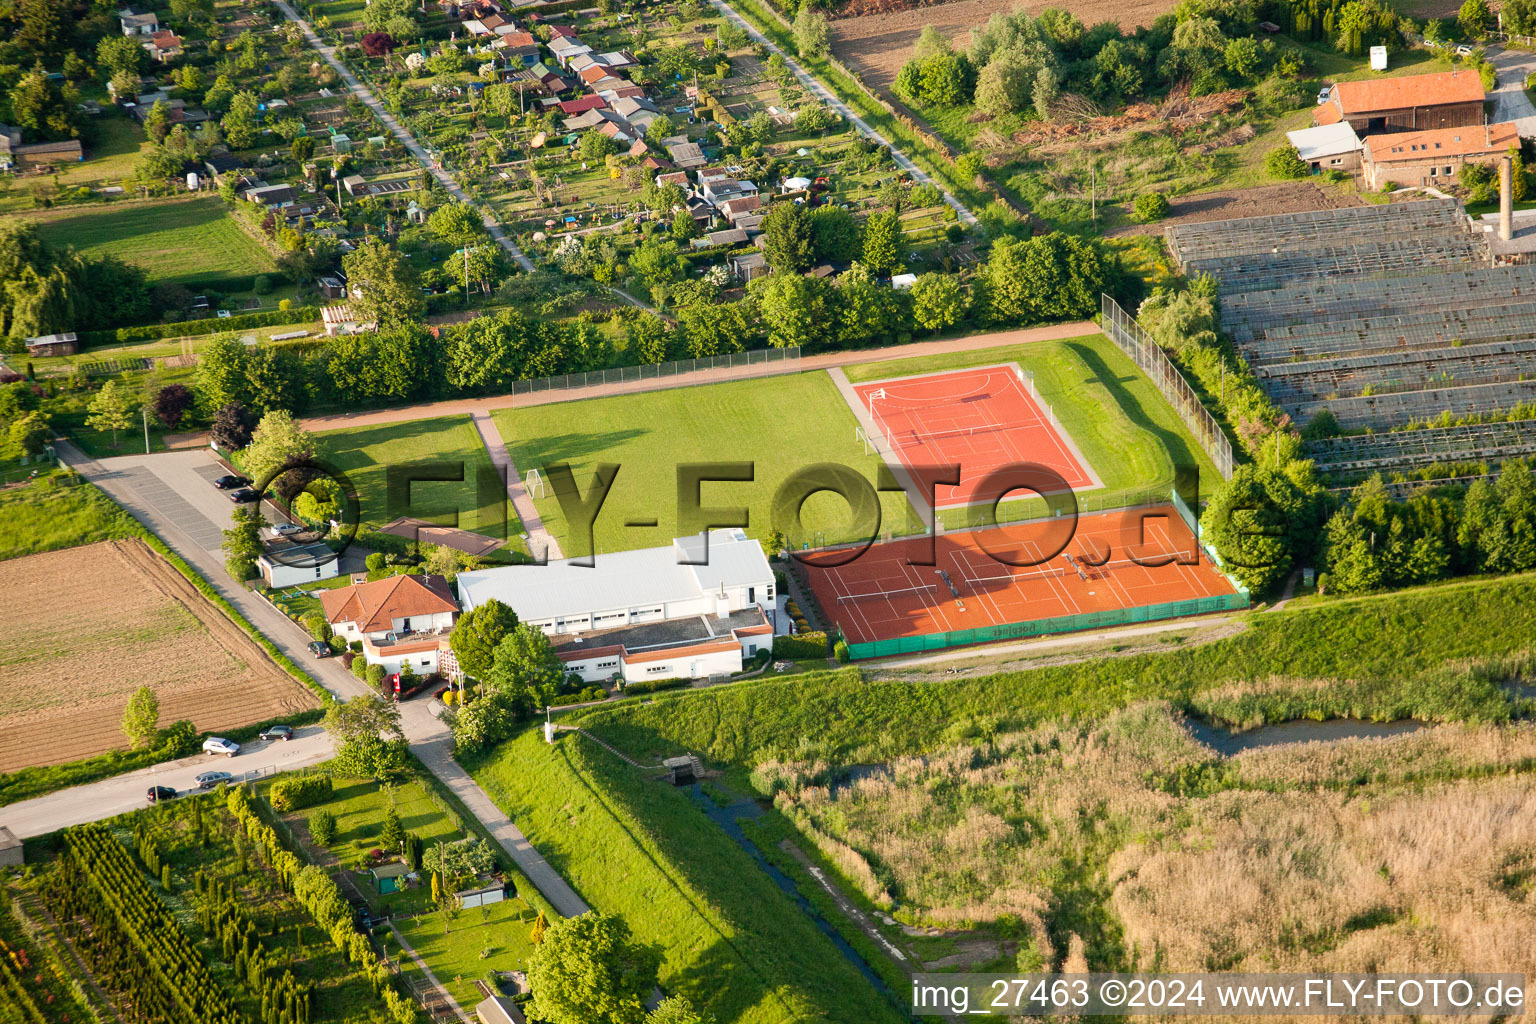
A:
[454, 529, 777, 684]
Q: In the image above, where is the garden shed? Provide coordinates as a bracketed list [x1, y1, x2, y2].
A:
[372, 861, 411, 894]
[456, 881, 508, 908]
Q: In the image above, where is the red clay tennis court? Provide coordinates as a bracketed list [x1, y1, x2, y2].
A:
[799, 503, 1246, 658]
[853, 365, 1099, 509]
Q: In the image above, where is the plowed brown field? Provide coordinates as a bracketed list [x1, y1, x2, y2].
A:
[0, 539, 320, 772]
[831, 0, 1178, 91]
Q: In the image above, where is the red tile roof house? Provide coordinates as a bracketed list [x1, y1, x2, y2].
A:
[1361, 122, 1520, 191]
[1315, 69, 1486, 134]
[321, 574, 459, 675]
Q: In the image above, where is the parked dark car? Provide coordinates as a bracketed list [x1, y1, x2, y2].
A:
[195, 770, 233, 790]
[228, 488, 259, 503]
[307, 640, 331, 658]
[147, 785, 177, 803]
[261, 724, 293, 742]
[213, 474, 250, 489]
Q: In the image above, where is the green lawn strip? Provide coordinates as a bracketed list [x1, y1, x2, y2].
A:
[0, 479, 333, 808]
[393, 898, 539, 1011]
[465, 729, 906, 1024]
[842, 334, 1225, 524]
[317, 414, 525, 543]
[494, 371, 917, 556]
[25, 195, 278, 292]
[573, 572, 1536, 767]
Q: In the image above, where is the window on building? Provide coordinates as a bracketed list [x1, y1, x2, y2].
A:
[646, 664, 669, 674]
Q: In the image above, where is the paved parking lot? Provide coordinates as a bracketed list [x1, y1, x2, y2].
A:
[93, 452, 231, 552]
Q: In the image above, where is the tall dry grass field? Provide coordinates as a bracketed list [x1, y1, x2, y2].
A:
[769, 702, 1536, 992]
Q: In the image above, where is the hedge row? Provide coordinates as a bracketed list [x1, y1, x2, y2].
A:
[773, 631, 830, 660]
[78, 306, 320, 348]
[269, 773, 334, 812]
[623, 677, 691, 696]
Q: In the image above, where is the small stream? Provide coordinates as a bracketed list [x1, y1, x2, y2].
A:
[683, 784, 891, 994]
[1186, 718, 1427, 756]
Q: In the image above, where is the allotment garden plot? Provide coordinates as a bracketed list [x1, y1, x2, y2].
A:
[0, 539, 319, 771]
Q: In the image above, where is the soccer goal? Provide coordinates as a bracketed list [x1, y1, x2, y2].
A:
[524, 468, 546, 499]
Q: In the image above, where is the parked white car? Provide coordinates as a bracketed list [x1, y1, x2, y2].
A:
[202, 736, 240, 757]
[1316, 85, 1332, 105]
[269, 523, 303, 538]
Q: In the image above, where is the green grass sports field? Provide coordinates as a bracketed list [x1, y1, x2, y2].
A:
[495, 335, 1221, 555]
[316, 415, 525, 544]
[493, 372, 919, 557]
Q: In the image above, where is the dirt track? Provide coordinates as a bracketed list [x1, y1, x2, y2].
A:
[831, 0, 1178, 91]
[0, 539, 320, 771]
[1105, 182, 1369, 237]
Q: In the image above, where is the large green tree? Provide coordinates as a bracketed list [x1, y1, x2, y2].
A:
[486, 623, 564, 708]
[910, 272, 968, 333]
[527, 913, 661, 1024]
[343, 238, 426, 327]
[86, 380, 136, 448]
[242, 409, 317, 494]
[449, 598, 520, 680]
[760, 202, 815, 274]
[860, 211, 904, 277]
[758, 273, 832, 349]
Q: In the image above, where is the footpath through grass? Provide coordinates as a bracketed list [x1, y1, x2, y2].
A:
[465, 729, 906, 1024]
[317, 414, 523, 542]
[843, 333, 1225, 524]
[494, 372, 917, 555]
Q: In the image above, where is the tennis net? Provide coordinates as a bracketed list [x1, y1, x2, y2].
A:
[834, 583, 937, 605]
[891, 422, 1010, 449]
[961, 555, 1188, 587]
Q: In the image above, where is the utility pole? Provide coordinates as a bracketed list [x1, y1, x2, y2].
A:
[142, 406, 150, 454]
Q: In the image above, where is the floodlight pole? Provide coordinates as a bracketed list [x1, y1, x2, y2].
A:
[143, 406, 150, 454]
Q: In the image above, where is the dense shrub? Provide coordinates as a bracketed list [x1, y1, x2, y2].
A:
[774, 631, 829, 660]
[624, 677, 692, 696]
[1133, 192, 1171, 222]
[308, 808, 338, 845]
[270, 773, 334, 812]
[549, 686, 609, 706]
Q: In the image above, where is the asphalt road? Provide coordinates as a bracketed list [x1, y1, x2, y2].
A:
[1486, 44, 1536, 136]
[0, 727, 335, 838]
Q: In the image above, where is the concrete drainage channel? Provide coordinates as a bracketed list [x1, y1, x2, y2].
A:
[683, 785, 901, 1002]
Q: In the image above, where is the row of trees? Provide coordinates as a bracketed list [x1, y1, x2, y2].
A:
[181, 230, 1109, 422]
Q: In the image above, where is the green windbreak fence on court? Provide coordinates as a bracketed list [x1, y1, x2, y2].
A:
[844, 592, 1251, 660]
